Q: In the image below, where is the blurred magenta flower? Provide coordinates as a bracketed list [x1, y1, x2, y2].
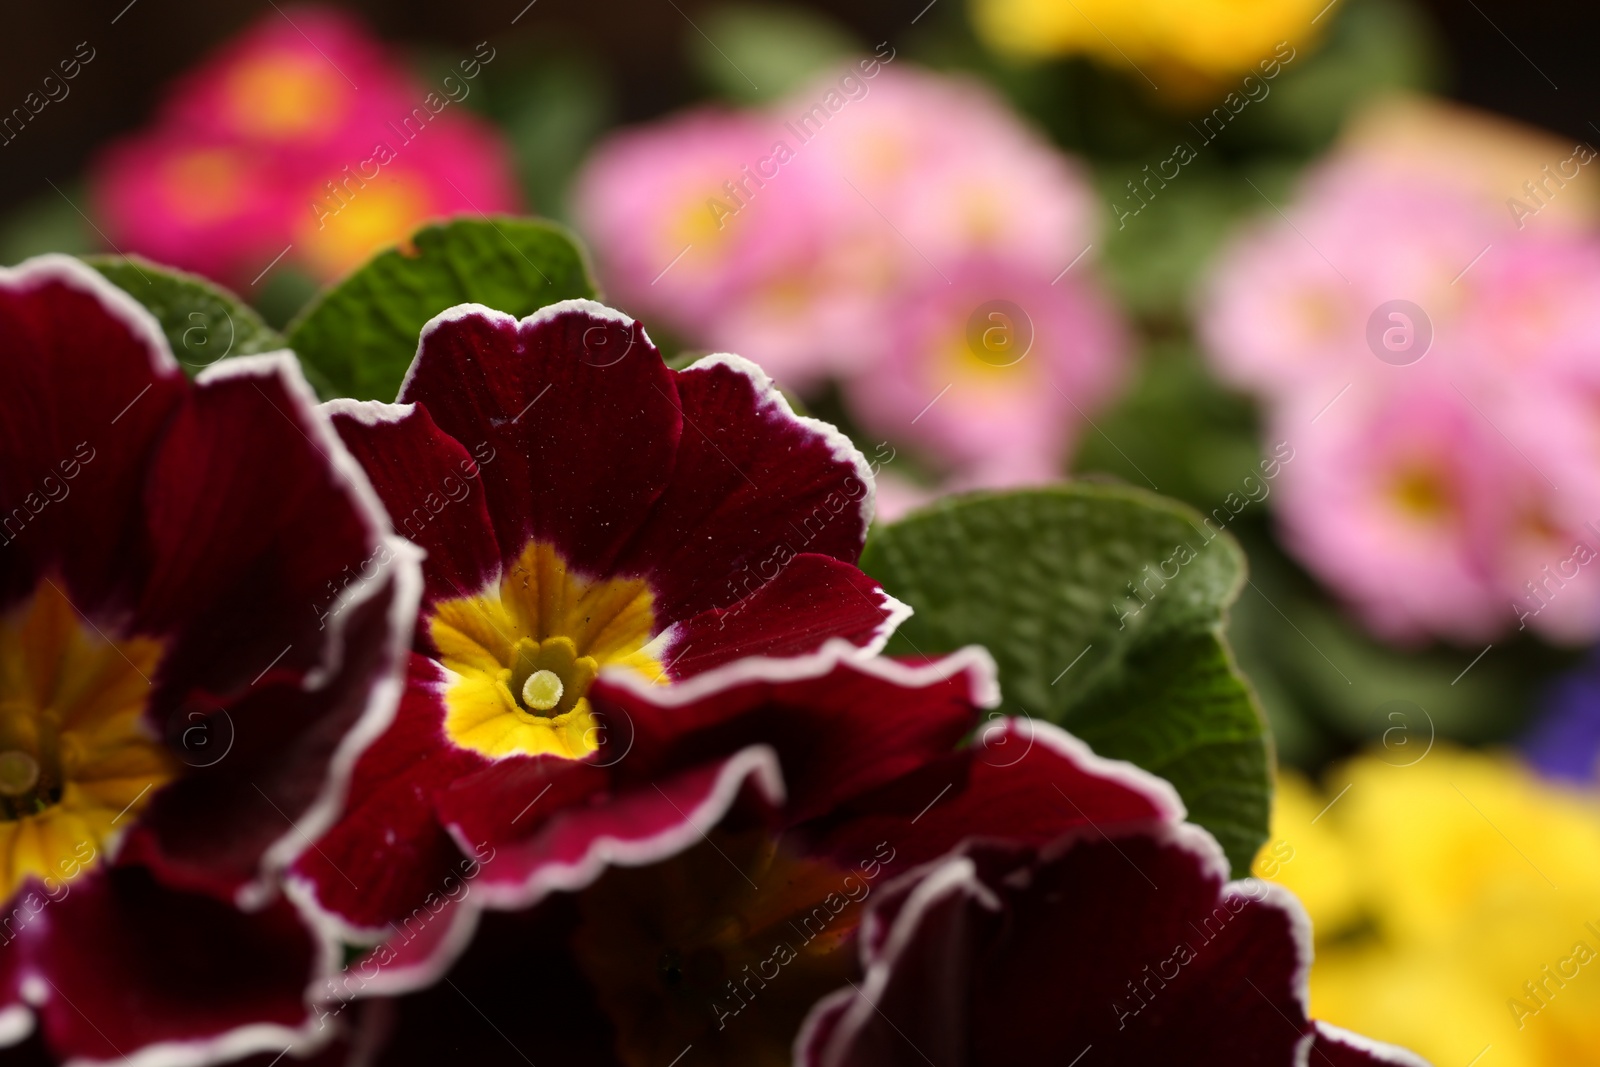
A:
[1203, 101, 1600, 644]
[92, 7, 521, 288]
[574, 63, 1128, 493]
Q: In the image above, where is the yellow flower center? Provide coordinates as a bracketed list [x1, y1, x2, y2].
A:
[0, 580, 176, 902]
[943, 313, 1035, 396]
[1388, 463, 1453, 523]
[429, 541, 663, 761]
[296, 180, 434, 280]
[521, 669, 564, 712]
[1296, 288, 1345, 341]
[224, 53, 348, 139]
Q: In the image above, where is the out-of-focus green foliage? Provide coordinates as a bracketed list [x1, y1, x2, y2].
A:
[688, 3, 859, 103]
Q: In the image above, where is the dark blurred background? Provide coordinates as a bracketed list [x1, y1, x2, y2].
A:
[1, 0, 1593, 216]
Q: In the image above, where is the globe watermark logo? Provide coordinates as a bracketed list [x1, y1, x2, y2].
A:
[166, 705, 235, 768]
[965, 299, 1034, 368]
[1375, 698, 1434, 767]
[1366, 300, 1432, 366]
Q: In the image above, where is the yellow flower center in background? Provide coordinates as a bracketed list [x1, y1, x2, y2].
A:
[1388, 463, 1454, 523]
[669, 177, 745, 270]
[225, 53, 348, 139]
[297, 181, 433, 280]
[430, 541, 663, 761]
[955, 185, 1007, 247]
[0, 580, 175, 903]
[941, 308, 1036, 399]
[1295, 288, 1346, 343]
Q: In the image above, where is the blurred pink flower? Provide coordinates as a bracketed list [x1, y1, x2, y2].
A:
[1271, 382, 1521, 642]
[572, 108, 844, 359]
[847, 259, 1126, 478]
[573, 62, 1127, 484]
[1204, 146, 1600, 644]
[793, 65, 1097, 275]
[94, 133, 298, 286]
[1200, 163, 1499, 401]
[91, 6, 520, 288]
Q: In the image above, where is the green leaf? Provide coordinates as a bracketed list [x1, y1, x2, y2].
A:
[860, 485, 1271, 875]
[83, 254, 286, 375]
[287, 216, 597, 401]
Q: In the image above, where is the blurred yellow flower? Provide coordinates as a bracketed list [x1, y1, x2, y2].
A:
[970, 0, 1326, 87]
[1255, 748, 1600, 1067]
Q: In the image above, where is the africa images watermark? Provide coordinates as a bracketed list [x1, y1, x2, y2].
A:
[702, 42, 899, 232]
[314, 840, 498, 1027]
[1507, 919, 1600, 1031]
[715, 441, 895, 631]
[1111, 878, 1278, 1030]
[1507, 142, 1597, 230]
[1511, 519, 1600, 631]
[0, 838, 97, 948]
[1112, 41, 1298, 230]
[1115, 442, 1295, 630]
[711, 840, 897, 1031]
[311, 438, 496, 630]
[308, 41, 498, 230]
[0, 441, 96, 548]
[1, 40, 96, 147]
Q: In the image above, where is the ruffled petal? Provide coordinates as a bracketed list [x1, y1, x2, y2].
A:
[136, 355, 390, 699]
[121, 542, 416, 904]
[1310, 1022, 1432, 1067]
[397, 302, 680, 579]
[807, 717, 1185, 875]
[288, 655, 489, 935]
[664, 554, 906, 676]
[0, 867, 322, 1066]
[0, 256, 186, 613]
[97, 354, 421, 905]
[324, 400, 502, 615]
[441, 648, 992, 907]
[802, 825, 1314, 1067]
[447, 745, 786, 911]
[601, 649, 992, 825]
[612, 355, 873, 623]
[331, 646, 991, 1003]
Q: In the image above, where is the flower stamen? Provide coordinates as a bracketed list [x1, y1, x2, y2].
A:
[0, 751, 39, 798]
[521, 669, 564, 713]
